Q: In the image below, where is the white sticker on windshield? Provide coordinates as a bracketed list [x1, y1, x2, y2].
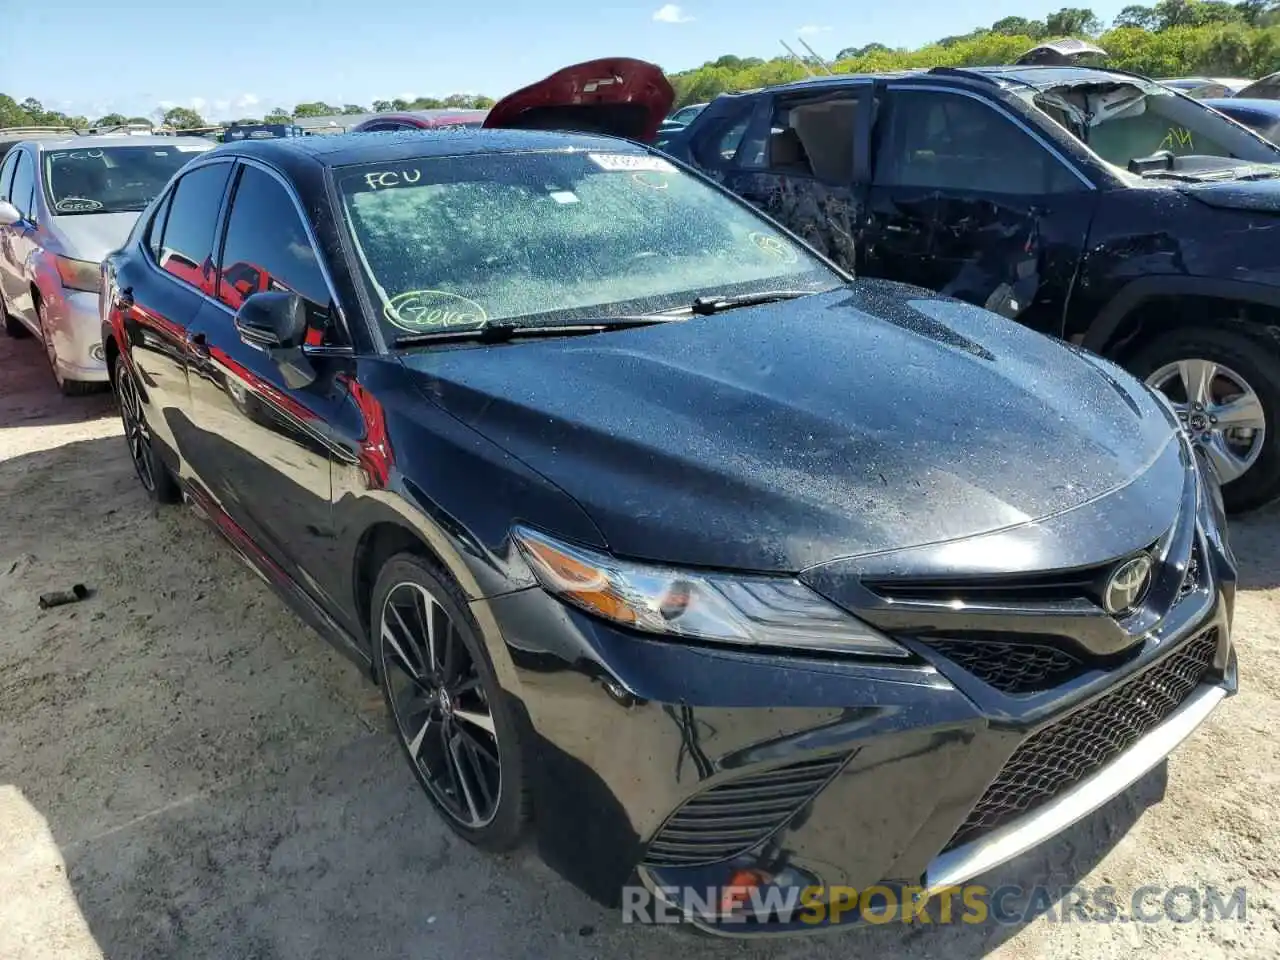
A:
[549, 191, 579, 204]
[586, 153, 675, 173]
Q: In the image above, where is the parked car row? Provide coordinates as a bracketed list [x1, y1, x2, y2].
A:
[1, 54, 1245, 936]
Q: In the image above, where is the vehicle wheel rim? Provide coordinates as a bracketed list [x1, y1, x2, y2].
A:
[38, 304, 63, 385]
[379, 581, 501, 828]
[117, 365, 156, 492]
[1147, 358, 1267, 483]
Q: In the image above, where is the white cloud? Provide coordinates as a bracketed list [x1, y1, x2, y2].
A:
[233, 93, 260, 110]
[797, 24, 830, 36]
[653, 4, 694, 23]
[189, 97, 207, 111]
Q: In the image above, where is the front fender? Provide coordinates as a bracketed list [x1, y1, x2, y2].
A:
[1083, 274, 1280, 355]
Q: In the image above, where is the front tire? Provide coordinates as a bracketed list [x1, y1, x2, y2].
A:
[371, 553, 530, 852]
[115, 359, 181, 504]
[1130, 326, 1280, 513]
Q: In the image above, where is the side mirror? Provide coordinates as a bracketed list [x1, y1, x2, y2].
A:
[233, 290, 307, 350]
[233, 291, 316, 389]
[0, 200, 21, 227]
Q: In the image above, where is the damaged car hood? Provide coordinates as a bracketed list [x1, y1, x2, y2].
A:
[400, 281, 1179, 572]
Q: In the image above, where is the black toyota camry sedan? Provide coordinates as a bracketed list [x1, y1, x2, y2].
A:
[100, 127, 1237, 935]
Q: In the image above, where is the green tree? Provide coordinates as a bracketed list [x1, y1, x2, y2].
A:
[292, 101, 336, 118]
[126, 116, 152, 125]
[1045, 7, 1102, 34]
[264, 107, 293, 122]
[836, 42, 892, 58]
[372, 99, 393, 112]
[162, 106, 207, 129]
[342, 103, 367, 114]
[992, 16, 1047, 36]
[93, 112, 127, 127]
[1114, 4, 1160, 27]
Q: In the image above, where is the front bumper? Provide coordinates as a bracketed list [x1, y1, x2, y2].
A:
[40, 286, 108, 382]
[475, 446, 1236, 936]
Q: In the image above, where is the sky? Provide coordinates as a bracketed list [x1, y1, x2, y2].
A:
[3, 1, 1133, 123]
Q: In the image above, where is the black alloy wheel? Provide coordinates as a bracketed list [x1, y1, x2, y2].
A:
[115, 360, 180, 503]
[372, 554, 528, 850]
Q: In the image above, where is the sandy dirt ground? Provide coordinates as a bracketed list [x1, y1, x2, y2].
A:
[1, 328, 1278, 960]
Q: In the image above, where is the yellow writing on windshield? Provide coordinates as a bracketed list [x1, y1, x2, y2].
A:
[1159, 127, 1194, 152]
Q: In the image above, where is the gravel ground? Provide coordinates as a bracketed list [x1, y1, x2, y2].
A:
[1, 329, 1278, 960]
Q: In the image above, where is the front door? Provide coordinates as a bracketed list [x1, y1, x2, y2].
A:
[184, 160, 353, 611]
[863, 86, 1099, 335]
[720, 83, 874, 272]
[0, 148, 40, 325]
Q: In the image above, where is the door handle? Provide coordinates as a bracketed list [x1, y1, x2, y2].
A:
[187, 331, 210, 358]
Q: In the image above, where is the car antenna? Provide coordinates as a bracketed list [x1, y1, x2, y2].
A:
[779, 40, 817, 77]
[795, 37, 836, 76]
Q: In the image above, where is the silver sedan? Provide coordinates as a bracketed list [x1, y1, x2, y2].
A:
[0, 133, 213, 394]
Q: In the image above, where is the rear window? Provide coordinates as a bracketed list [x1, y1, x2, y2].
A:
[43, 143, 211, 216]
[336, 149, 841, 340]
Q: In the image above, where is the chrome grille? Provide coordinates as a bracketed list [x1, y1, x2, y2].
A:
[643, 755, 848, 867]
[944, 629, 1219, 851]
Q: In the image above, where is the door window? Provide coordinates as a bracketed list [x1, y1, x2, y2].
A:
[877, 90, 1084, 194]
[145, 191, 174, 263]
[742, 95, 861, 185]
[157, 162, 232, 294]
[0, 152, 17, 202]
[216, 165, 332, 331]
[10, 151, 36, 218]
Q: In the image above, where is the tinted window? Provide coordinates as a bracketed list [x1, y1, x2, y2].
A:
[146, 191, 174, 262]
[0, 152, 17, 201]
[879, 91, 1084, 194]
[217, 165, 331, 329]
[158, 162, 232, 294]
[337, 150, 842, 341]
[10, 151, 36, 217]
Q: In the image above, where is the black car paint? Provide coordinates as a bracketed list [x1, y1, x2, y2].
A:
[662, 67, 1280, 351]
[101, 132, 1235, 929]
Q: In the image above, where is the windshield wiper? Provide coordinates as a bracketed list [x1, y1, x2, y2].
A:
[690, 290, 815, 315]
[391, 315, 677, 347]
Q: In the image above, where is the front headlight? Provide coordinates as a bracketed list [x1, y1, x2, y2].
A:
[513, 527, 909, 657]
[54, 255, 102, 294]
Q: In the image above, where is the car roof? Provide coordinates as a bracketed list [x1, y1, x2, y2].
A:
[744, 64, 1145, 96]
[31, 134, 215, 151]
[209, 128, 647, 170]
[1204, 97, 1280, 117]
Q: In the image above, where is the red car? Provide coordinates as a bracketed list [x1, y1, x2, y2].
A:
[352, 58, 676, 144]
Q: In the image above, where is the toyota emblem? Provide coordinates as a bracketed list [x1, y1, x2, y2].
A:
[1103, 555, 1154, 615]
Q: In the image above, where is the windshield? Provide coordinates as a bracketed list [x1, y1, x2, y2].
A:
[336, 148, 842, 340]
[43, 143, 211, 215]
[1032, 82, 1280, 172]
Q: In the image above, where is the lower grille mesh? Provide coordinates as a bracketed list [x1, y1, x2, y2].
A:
[643, 755, 848, 867]
[944, 629, 1219, 851]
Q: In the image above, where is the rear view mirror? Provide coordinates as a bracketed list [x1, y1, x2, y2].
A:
[0, 200, 21, 227]
[234, 291, 307, 350]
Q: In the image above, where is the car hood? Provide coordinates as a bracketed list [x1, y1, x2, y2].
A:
[400, 282, 1179, 572]
[483, 57, 674, 143]
[1178, 176, 1280, 212]
[49, 211, 140, 262]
